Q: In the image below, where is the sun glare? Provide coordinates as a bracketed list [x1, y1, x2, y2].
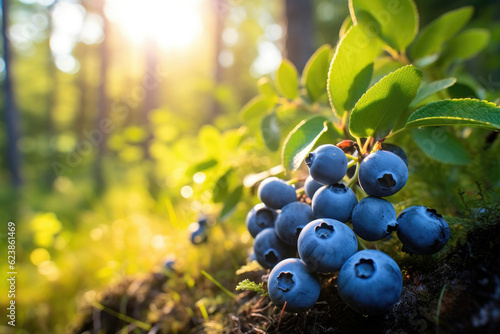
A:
[105, 0, 203, 49]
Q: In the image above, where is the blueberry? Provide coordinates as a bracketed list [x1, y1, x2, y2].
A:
[253, 228, 296, 269]
[246, 203, 278, 238]
[337, 249, 403, 315]
[275, 202, 316, 246]
[311, 184, 358, 222]
[198, 217, 208, 227]
[164, 258, 175, 272]
[396, 206, 451, 255]
[351, 197, 398, 241]
[268, 258, 321, 313]
[298, 218, 358, 273]
[258, 177, 297, 210]
[358, 150, 408, 197]
[189, 222, 208, 244]
[381, 143, 409, 166]
[305, 144, 348, 185]
[304, 175, 323, 199]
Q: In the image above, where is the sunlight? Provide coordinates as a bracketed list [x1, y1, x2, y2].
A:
[105, 0, 203, 50]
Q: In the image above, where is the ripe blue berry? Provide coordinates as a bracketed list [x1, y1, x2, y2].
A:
[189, 222, 208, 244]
[304, 175, 323, 199]
[164, 258, 175, 272]
[246, 203, 278, 238]
[397, 206, 451, 255]
[298, 218, 358, 273]
[268, 258, 321, 313]
[381, 143, 409, 166]
[351, 197, 398, 241]
[311, 184, 358, 222]
[275, 202, 316, 246]
[305, 144, 348, 185]
[337, 249, 403, 315]
[358, 150, 408, 197]
[253, 228, 296, 269]
[258, 177, 297, 210]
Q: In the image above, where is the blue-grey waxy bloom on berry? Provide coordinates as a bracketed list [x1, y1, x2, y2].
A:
[351, 197, 398, 241]
[258, 177, 297, 210]
[396, 206, 450, 255]
[268, 258, 320, 313]
[275, 202, 316, 246]
[304, 175, 323, 199]
[311, 184, 358, 222]
[305, 144, 348, 185]
[246, 203, 278, 238]
[337, 249, 403, 315]
[298, 218, 358, 273]
[253, 228, 296, 269]
[358, 150, 408, 197]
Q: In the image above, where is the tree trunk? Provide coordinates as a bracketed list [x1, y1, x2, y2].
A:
[94, 0, 109, 191]
[1, 0, 22, 187]
[74, 43, 88, 141]
[142, 39, 160, 159]
[143, 39, 159, 122]
[209, 0, 226, 122]
[284, 0, 314, 73]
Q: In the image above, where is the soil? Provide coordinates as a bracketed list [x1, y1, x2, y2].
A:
[72, 214, 500, 334]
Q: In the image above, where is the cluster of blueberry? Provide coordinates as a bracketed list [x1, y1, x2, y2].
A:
[246, 143, 451, 315]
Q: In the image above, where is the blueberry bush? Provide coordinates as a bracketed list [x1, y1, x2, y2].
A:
[225, 0, 500, 329]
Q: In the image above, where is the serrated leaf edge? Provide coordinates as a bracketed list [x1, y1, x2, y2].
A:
[405, 98, 500, 130]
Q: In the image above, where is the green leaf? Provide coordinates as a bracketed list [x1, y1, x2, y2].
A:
[213, 169, 233, 203]
[301, 45, 332, 102]
[339, 16, 353, 39]
[282, 116, 328, 172]
[410, 78, 457, 107]
[414, 54, 439, 68]
[261, 112, 280, 151]
[394, 78, 456, 131]
[275, 59, 299, 100]
[412, 127, 470, 165]
[328, 24, 383, 117]
[448, 83, 479, 99]
[405, 99, 500, 130]
[257, 77, 277, 98]
[410, 6, 473, 60]
[220, 185, 243, 221]
[437, 28, 490, 68]
[240, 95, 274, 123]
[349, 0, 418, 51]
[235, 279, 267, 296]
[349, 65, 423, 139]
[187, 159, 218, 176]
[371, 57, 404, 86]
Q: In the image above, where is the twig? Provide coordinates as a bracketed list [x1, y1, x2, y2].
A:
[276, 302, 287, 333]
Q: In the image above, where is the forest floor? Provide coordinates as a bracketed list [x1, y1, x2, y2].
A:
[71, 202, 500, 334]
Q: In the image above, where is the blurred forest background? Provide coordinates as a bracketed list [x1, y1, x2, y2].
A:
[0, 0, 499, 332]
